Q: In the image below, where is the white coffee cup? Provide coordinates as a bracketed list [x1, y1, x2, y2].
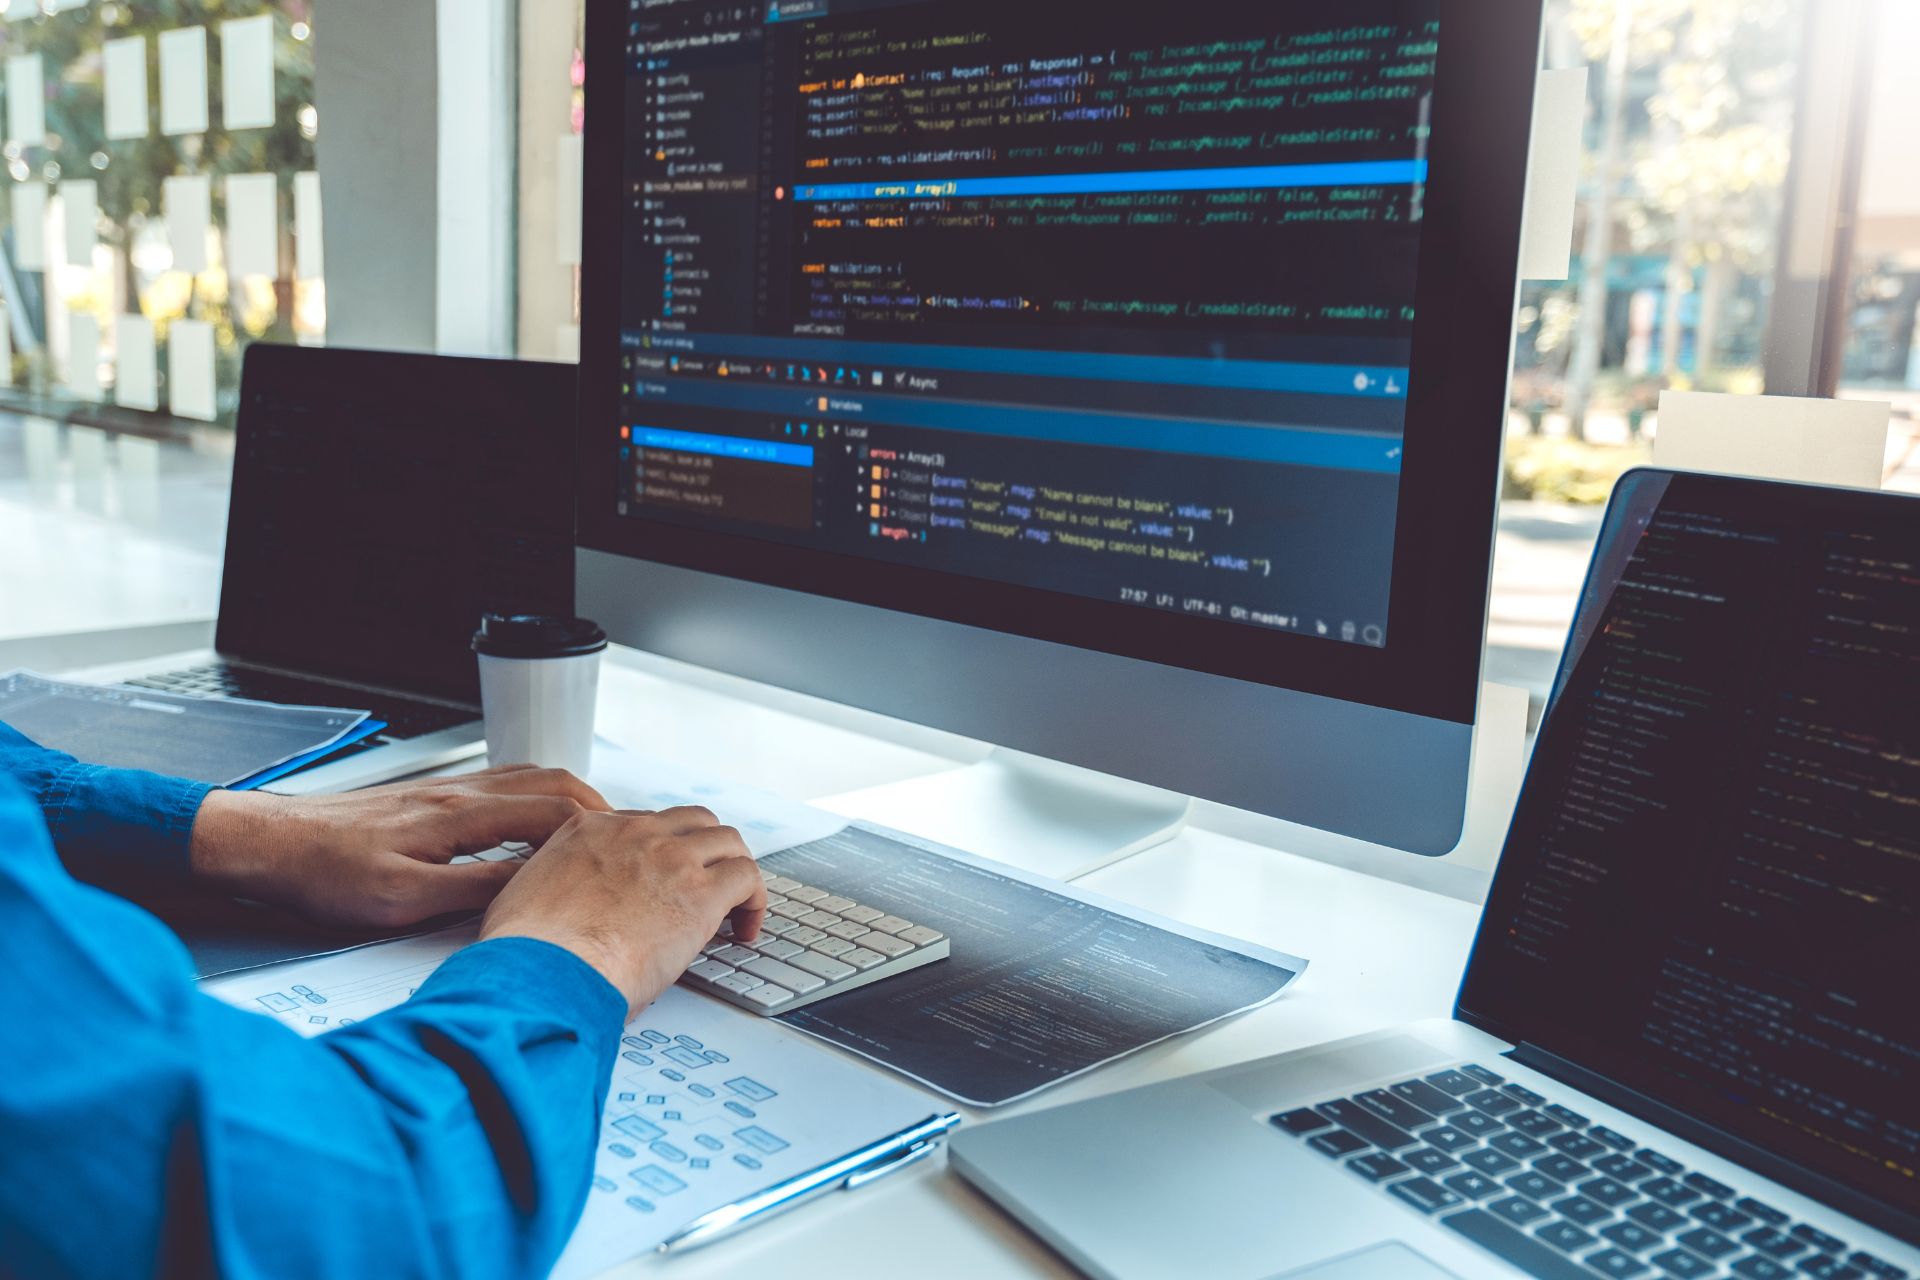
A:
[471, 614, 608, 776]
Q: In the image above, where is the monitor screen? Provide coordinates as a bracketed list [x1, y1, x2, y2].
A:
[580, 0, 1536, 725]
[1462, 471, 1920, 1234]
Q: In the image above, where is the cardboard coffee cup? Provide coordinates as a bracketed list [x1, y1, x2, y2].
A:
[471, 614, 608, 775]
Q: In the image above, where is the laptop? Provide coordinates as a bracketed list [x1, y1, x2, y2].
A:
[110, 344, 577, 794]
[948, 468, 1919, 1280]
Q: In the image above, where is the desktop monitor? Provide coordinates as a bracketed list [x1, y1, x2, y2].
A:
[577, 0, 1542, 854]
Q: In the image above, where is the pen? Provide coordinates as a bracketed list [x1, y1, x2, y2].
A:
[656, 1111, 962, 1255]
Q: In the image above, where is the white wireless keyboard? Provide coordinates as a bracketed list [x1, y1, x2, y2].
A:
[680, 870, 949, 1014]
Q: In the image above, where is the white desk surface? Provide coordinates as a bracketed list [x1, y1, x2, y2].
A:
[60, 638, 1499, 1280]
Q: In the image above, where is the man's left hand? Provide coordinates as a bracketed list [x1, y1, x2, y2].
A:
[187, 766, 612, 929]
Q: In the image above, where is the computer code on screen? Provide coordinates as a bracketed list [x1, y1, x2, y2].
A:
[614, 0, 1442, 644]
[1485, 479, 1920, 1217]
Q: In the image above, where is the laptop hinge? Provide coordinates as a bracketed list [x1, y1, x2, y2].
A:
[221, 657, 481, 713]
[1507, 1042, 1919, 1246]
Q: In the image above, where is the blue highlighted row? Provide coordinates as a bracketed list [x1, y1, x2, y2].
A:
[794, 159, 1428, 202]
[632, 427, 816, 468]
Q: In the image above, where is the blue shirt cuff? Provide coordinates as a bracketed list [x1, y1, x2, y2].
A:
[418, 936, 629, 1050]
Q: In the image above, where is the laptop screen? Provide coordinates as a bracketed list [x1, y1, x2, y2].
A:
[1460, 469, 1919, 1233]
[215, 346, 577, 705]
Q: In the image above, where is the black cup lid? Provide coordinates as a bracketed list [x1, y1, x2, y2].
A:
[472, 614, 608, 659]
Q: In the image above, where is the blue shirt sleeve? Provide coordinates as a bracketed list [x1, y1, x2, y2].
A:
[0, 718, 212, 893]
[0, 775, 625, 1279]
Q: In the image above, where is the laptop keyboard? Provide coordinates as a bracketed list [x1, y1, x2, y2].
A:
[128, 662, 477, 740]
[1270, 1064, 1908, 1280]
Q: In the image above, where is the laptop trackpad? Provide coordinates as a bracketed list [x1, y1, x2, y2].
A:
[1272, 1242, 1463, 1280]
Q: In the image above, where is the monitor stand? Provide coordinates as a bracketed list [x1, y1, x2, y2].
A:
[822, 748, 1193, 882]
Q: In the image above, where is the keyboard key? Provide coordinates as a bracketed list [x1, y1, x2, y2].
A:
[1402, 1147, 1458, 1175]
[1318, 1100, 1419, 1151]
[1642, 1177, 1703, 1207]
[713, 974, 763, 995]
[1348, 1152, 1408, 1183]
[1553, 1194, 1614, 1227]
[784, 886, 827, 904]
[1799, 1258, 1864, 1280]
[741, 984, 793, 1009]
[712, 945, 760, 967]
[859, 932, 914, 957]
[1596, 1154, 1655, 1182]
[1601, 1221, 1665, 1253]
[1489, 1195, 1551, 1226]
[1512, 1173, 1570, 1205]
[1502, 1083, 1547, 1106]
[1733, 1258, 1794, 1280]
[1686, 1173, 1736, 1201]
[752, 938, 805, 961]
[700, 937, 733, 955]
[1743, 1227, 1808, 1259]
[687, 959, 735, 982]
[1549, 1132, 1608, 1160]
[1462, 1148, 1520, 1175]
[1651, 1248, 1716, 1278]
[1535, 1153, 1587, 1183]
[814, 895, 856, 912]
[1308, 1129, 1369, 1158]
[1676, 1227, 1739, 1259]
[837, 904, 883, 924]
[826, 920, 872, 940]
[1489, 1132, 1547, 1160]
[1392, 1079, 1468, 1116]
[1442, 1171, 1504, 1200]
[1509, 1110, 1564, 1138]
[1461, 1064, 1506, 1087]
[1271, 1108, 1332, 1136]
[1579, 1177, 1640, 1208]
[1693, 1202, 1753, 1233]
[790, 951, 855, 982]
[739, 956, 826, 994]
[1453, 1110, 1505, 1138]
[1591, 1126, 1635, 1151]
[1544, 1104, 1591, 1128]
[1639, 1151, 1685, 1176]
[866, 915, 914, 935]
[1738, 1198, 1791, 1226]
[1791, 1226, 1846, 1255]
[759, 875, 801, 894]
[1356, 1089, 1439, 1130]
[1424, 1126, 1477, 1153]
[798, 910, 842, 929]
[1385, 1176, 1462, 1215]
[784, 926, 828, 947]
[1849, 1252, 1908, 1279]
[1536, 1220, 1596, 1253]
[1426, 1069, 1482, 1096]
[897, 925, 944, 946]
[1626, 1202, 1688, 1233]
[810, 937, 856, 957]
[1440, 1207, 1596, 1279]
[760, 917, 798, 936]
[769, 900, 813, 920]
[1465, 1089, 1523, 1117]
[1588, 1247, 1654, 1277]
[841, 947, 888, 970]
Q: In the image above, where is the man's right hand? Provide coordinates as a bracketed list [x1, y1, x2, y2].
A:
[477, 807, 766, 1017]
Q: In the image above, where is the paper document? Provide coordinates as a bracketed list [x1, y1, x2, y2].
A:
[203, 928, 940, 1280]
[773, 823, 1308, 1106]
[587, 742, 850, 858]
[0, 671, 369, 787]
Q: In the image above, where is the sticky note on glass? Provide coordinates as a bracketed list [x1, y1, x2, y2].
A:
[115, 313, 159, 411]
[0, 306, 12, 388]
[556, 133, 584, 266]
[168, 318, 217, 421]
[7, 54, 44, 148]
[12, 180, 46, 269]
[220, 16, 275, 131]
[165, 173, 211, 274]
[224, 173, 277, 279]
[160, 27, 209, 136]
[67, 313, 102, 402]
[104, 36, 150, 140]
[292, 170, 322, 279]
[1519, 68, 1586, 281]
[62, 180, 98, 268]
[1654, 391, 1891, 489]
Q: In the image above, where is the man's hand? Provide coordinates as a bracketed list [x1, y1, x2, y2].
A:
[189, 766, 612, 929]
[479, 808, 766, 1017]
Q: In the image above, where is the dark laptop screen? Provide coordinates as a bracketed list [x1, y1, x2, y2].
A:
[1460, 469, 1919, 1234]
[215, 346, 577, 705]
